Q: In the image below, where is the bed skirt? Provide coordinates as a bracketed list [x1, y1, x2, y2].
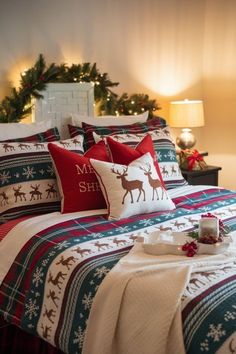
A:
[0, 316, 64, 354]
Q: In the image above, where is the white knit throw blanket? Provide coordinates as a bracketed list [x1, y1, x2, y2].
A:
[83, 242, 236, 354]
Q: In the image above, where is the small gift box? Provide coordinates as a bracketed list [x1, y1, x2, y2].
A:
[179, 149, 207, 171]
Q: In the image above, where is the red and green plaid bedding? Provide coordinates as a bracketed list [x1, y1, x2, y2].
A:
[1, 186, 236, 354]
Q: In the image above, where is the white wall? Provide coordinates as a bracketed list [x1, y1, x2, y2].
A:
[202, 0, 236, 189]
[0, 0, 235, 189]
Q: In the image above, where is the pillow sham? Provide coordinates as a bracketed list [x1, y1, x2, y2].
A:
[0, 135, 84, 223]
[0, 120, 53, 140]
[71, 110, 149, 127]
[0, 127, 60, 143]
[48, 141, 110, 213]
[94, 127, 188, 190]
[90, 152, 175, 220]
[68, 116, 166, 151]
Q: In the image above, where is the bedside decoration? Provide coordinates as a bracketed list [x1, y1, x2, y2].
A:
[182, 213, 231, 256]
[169, 99, 205, 149]
[179, 149, 207, 171]
[0, 54, 160, 123]
[143, 213, 231, 258]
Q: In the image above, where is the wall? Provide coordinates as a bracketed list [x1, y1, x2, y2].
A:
[0, 0, 235, 188]
[202, 0, 236, 189]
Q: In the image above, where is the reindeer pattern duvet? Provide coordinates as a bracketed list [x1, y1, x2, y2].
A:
[1, 185, 236, 354]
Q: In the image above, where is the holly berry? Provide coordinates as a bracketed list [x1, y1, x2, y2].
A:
[182, 241, 198, 257]
[187, 249, 196, 257]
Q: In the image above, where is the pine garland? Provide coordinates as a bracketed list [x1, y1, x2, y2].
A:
[0, 54, 160, 123]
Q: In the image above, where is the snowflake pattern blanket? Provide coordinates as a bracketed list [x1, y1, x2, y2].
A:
[1, 185, 236, 354]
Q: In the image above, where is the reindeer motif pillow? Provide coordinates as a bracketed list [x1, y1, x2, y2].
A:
[90, 153, 175, 220]
[0, 136, 84, 223]
[93, 127, 188, 190]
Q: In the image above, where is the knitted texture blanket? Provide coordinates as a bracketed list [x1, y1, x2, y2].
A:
[83, 241, 236, 354]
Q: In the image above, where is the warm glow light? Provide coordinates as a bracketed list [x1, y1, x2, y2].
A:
[169, 99, 205, 128]
[61, 52, 83, 67]
[126, 7, 204, 97]
[132, 63, 201, 97]
[8, 59, 32, 87]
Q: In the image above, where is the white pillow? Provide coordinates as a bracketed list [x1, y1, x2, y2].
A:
[90, 152, 175, 220]
[0, 120, 53, 140]
[71, 111, 149, 127]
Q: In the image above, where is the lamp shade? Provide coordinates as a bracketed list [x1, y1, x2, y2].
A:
[169, 99, 204, 128]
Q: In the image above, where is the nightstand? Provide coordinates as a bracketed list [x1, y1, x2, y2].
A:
[181, 166, 222, 186]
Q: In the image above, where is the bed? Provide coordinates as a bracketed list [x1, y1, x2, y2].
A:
[1, 85, 236, 354]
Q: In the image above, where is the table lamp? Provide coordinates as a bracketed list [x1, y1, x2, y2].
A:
[169, 99, 205, 150]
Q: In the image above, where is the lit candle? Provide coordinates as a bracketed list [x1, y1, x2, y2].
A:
[198, 217, 219, 244]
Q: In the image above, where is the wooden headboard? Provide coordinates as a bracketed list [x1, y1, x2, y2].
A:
[32, 83, 94, 138]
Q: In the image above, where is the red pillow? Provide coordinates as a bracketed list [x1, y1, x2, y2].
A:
[107, 134, 165, 186]
[48, 141, 110, 213]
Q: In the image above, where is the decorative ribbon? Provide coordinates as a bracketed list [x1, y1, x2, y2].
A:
[186, 149, 203, 170]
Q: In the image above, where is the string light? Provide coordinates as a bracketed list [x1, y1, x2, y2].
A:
[0, 54, 159, 123]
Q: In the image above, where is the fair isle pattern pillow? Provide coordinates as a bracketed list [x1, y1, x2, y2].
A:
[93, 127, 188, 190]
[69, 116, 166, 151]
[0, 127, 60, 143]
[90, 153, 175, 220]
[0, 136, 84, 223]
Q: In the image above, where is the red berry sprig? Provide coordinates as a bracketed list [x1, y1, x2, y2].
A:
[182, 241, 198, 257]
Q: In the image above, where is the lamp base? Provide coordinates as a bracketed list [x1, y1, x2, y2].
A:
[176, 128, 196, 150]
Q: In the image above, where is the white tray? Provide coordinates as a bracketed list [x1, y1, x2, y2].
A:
[142, 231, 232, 256]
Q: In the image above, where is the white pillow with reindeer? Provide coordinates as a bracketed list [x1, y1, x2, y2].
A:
[90, 152, 175, 220]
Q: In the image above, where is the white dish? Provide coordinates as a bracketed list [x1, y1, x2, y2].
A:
[143, 242, 185, 256]
[197, 237, 232, 255]
[143, 231, 190, 256]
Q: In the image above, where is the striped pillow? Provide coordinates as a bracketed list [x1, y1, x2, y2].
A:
[93, 127, 188, 190]
[68, 116, 166, 151]
[0, 127, 60, 143]
[0, 136, 84, 223]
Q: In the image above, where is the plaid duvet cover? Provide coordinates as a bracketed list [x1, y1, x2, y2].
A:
[1, 185, 236, 354]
